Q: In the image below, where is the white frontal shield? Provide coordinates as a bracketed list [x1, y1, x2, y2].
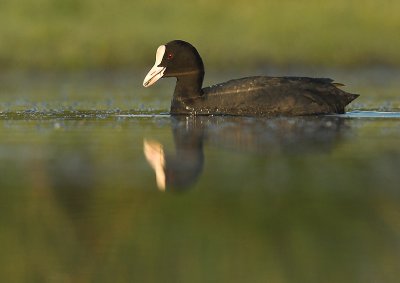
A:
[143, 45, 166, 87]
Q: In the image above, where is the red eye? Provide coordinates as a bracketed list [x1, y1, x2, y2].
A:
[167, 53, 174, 60]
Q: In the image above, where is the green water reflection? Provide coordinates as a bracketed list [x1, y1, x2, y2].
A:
[0, 114, 400, 282]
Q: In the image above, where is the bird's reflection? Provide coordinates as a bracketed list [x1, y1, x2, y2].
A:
[144, 116, 205, 191]
[144, 115, 349, 191]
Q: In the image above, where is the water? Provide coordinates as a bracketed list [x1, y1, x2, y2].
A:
[0, 70, 400, 282]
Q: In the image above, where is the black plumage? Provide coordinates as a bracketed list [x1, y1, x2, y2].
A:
[143, 40, 359, 116]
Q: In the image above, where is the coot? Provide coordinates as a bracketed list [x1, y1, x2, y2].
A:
[143, 40, 359, 116]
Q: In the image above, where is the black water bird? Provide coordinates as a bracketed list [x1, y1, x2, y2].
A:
[143, 40, 359, 116]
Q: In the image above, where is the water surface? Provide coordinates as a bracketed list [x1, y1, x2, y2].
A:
[0, 70, 400, 282]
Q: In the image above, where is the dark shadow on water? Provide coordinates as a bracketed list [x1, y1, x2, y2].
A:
[144, 115, 349, 192]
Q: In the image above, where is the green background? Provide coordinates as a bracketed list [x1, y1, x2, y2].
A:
[1, 1, 400, 282]
[1, 0, 399, 70]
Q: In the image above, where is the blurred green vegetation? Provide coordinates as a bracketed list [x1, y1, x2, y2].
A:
[0, 0, 399, 70]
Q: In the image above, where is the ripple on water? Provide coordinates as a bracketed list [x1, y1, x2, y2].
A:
[1, 110, 399, 120]
[0, 110, 169, 120]
[336, 111, 400, 119]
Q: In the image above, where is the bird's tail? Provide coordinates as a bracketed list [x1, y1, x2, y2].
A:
[343, 93, 359, 105]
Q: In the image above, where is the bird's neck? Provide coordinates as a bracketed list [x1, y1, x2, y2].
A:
[171, 72, 204, 113]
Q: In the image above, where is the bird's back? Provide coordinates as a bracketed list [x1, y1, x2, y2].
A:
[190, 76, 359, 116]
